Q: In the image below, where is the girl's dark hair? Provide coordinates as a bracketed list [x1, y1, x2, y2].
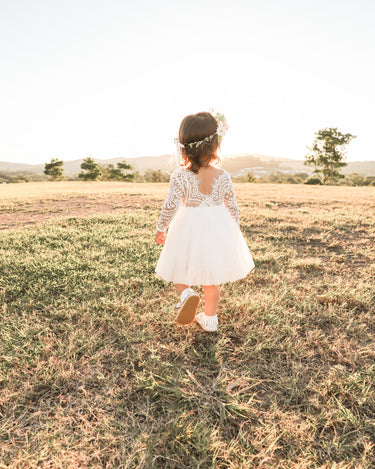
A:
[178, 112, 220, 173]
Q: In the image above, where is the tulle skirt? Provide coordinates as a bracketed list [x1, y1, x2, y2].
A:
[155, 205, 255, 285]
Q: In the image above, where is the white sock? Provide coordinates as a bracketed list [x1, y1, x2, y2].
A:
[181, 287, 193, 296]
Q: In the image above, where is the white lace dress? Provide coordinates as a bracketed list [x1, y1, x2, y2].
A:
[155, 168, 255, 285]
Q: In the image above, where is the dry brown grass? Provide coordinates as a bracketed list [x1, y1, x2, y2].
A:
[0, 182, 374, 468]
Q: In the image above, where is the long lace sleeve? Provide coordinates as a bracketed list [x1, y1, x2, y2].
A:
[156, 170, 184, 232]
[223, 173, 240, 225]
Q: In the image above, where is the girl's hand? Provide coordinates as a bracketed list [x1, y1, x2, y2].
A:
[155, 231, 166, 245]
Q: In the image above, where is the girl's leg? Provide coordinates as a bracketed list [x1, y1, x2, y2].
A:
[203, 285, 220, 316]
[175, 283, 190, 295]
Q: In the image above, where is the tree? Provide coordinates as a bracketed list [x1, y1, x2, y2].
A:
[345, 174, 375, 186]
[365, 176, 375, 187]
[78, 158, 102, 181]
[304, 128, 356, 184]
[144, 169, 170, 183]
[304, 175, 322, 185]
[108, 160, 135, 181]
[98, 164, 109, 181]
[44, 158, 64, 181]
[247, 172, 256, 183]
[346, 173, 365, 186]
[9, 175, 31, 183]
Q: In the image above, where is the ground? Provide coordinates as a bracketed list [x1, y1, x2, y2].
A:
[1, 181, 374, 468]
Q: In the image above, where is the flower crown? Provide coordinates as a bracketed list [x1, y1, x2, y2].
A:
[175, 109, 229, 149]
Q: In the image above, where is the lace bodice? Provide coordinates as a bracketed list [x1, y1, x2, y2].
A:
[156, 168, 240, 232]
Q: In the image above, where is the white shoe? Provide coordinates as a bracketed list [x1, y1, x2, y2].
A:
[194, 313, 218, 332]
[175, 288, 200, 325]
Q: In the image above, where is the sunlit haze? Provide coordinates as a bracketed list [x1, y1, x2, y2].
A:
[1, 0, 374, 165]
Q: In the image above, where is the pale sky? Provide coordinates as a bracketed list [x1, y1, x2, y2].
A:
[1, 0, 374, 165]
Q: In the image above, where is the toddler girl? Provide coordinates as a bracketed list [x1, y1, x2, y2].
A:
[155, 111, 255, 331]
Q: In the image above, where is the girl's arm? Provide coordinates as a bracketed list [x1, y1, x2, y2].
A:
[155, 231, 165, 244]
[223, 173, 240, 225]
[155, 170, 184, 236]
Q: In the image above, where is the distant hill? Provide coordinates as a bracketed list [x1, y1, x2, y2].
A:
[0, 156, 173, 177]
[0, 161, 45, 174]
[221, 154, 308, 176]
[1, 154, 375, 177]
[222, 154, 375, 177]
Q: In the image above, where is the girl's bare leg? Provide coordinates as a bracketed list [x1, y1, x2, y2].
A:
[203, 285, 220, 316]
[175, 283, 190, 295]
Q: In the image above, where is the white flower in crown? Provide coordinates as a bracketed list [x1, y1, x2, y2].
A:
[209, 108, 229, 138]
[216, 122, 227, 137]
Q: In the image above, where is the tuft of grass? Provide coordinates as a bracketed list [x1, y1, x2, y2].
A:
[0, 182, 375, 468]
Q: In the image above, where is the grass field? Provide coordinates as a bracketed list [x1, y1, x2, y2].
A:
[1, 182, 374, 468]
